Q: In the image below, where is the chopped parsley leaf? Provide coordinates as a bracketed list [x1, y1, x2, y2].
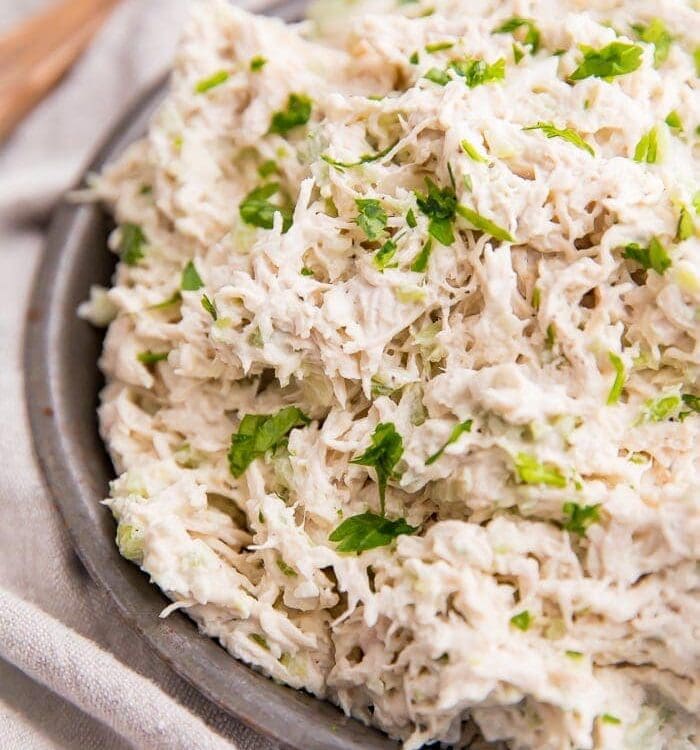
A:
[194, 70, 229, 93]
[409, 51, 419, 64]
[228, 407, 310, 477]
[622, 238, 670, 275]
[355, 198, 388, 240]
[632, 19, 672, 66]
[493, 17, 540, 54]
[257, 159, 278, 178]
[569, 42, 643, 81]
[137, 350, 169, 366]
[415, 179, 457, 245]
[425, 419, 472, 465]
[523, 122, 594, 156]
[510, 610, 532, 631]
[322, 140, 398, 170]
[268, 93, 312, 136]
[410, 238, 433, 273]
[329, 512, 417, 553]
[300, 266, 314, 277]
[545, 323, 556, 350]
[351, 422, 403, 515]
[601, 714, 621, 725]
[373, 239, 398, 271]
[694, 191, 700, 215]
[249, 633, 269, 650]
[250, 55, 267, 72]
[695, 47, 700, 77]
[677, 204, 694, 241]
[514, 453, 567, 487]
[460, 138, 488, 162]
[424, 67, 451, 86]
[201, 294, 217, 320]
[641, 393, 681, 422]
[425, 41, 454, 53]
[119, 223, 146, 266]
[562, 502, 601, 535]
[606, 351, 625, 405]
[276, 559, 297, 577]
[406, 208, 417, 228]
[239, 183, 293, 233]
[456, 204, 515, 242]
[680, 393, 700, 421]
[633, 126, 662, 163]
[181, 260, 204, 291]
[512, 43, 524, 64]
[149, 291, 182, 311]
[664, 110, 683, 130]
[450, 57, 506, 87]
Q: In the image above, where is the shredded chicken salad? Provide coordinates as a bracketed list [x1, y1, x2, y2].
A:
[80, 0, 700, 747]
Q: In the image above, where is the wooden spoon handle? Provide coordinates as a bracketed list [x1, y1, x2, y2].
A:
[0, 0, 121, 142]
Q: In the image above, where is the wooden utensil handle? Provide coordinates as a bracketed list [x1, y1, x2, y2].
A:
[0, 0, 121, 142]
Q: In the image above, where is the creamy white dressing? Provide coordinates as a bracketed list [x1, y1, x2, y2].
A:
[81, 1, 699, 747]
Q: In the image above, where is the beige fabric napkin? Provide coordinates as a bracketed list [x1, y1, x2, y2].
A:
[0, 1, 283, 748]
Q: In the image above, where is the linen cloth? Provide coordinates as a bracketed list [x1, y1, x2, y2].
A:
[0, 1, 283, 748]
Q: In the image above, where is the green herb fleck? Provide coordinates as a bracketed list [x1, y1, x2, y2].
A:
[425, 419, 472, 465]
[300, 266, 314, 277]
[250, 55, 267, 72]
[566, 650, 584, 660]
[410, 239, 433, 273]
[268, 93, 312, 135]
[510, 610, 532, 631]
[409, 51, 419, 64]
[373, 239, 398, 271]
[415, 179, 457, 245]
[569, 42, 643, 81]
[321, 140, 398, 170]
[523, 122, 594, 155]
[664, 110, 683, 130]
[456, 204, 515, 242]
[606, 351, 625, 405]
[329, 512, 417, 553]
[532, 287, 541, 310]
[450, 57, 506, 87]
[622, 238, 670, 275]
[248, 633, 269, 650]
[137, 350, 169, 366]
[632, 19, 672, 66]
[563, 502, 601, 535]
[677, 204, 694, 241]
[149, 291, 182, 311]
[355, 198, 388, 240]
[424, 67, 451, 86]
[493, 17, 540, 54]
[181, 260, 204, 291]
[425, 41, 454, 53]
[351, 423, 403, 515]
[119, 223, 146, 266]
[228, 407, 310, 477]
[514, 453, 567, 487]
[641, 393, 681, 422]
[512, 44, 524, 64]
[633, 126, 662, 163]
[257, 159, 278, 178]
[201, 294, 217, 320]
[195, 70, 229, 93]
[545, 323, 556, 350]
[239, 183, 293, 233]
[601, 714, 621, 725]
[406, 208, 417, 228]
[276, 559, 297, 577]
[460, 138, 488, 162]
